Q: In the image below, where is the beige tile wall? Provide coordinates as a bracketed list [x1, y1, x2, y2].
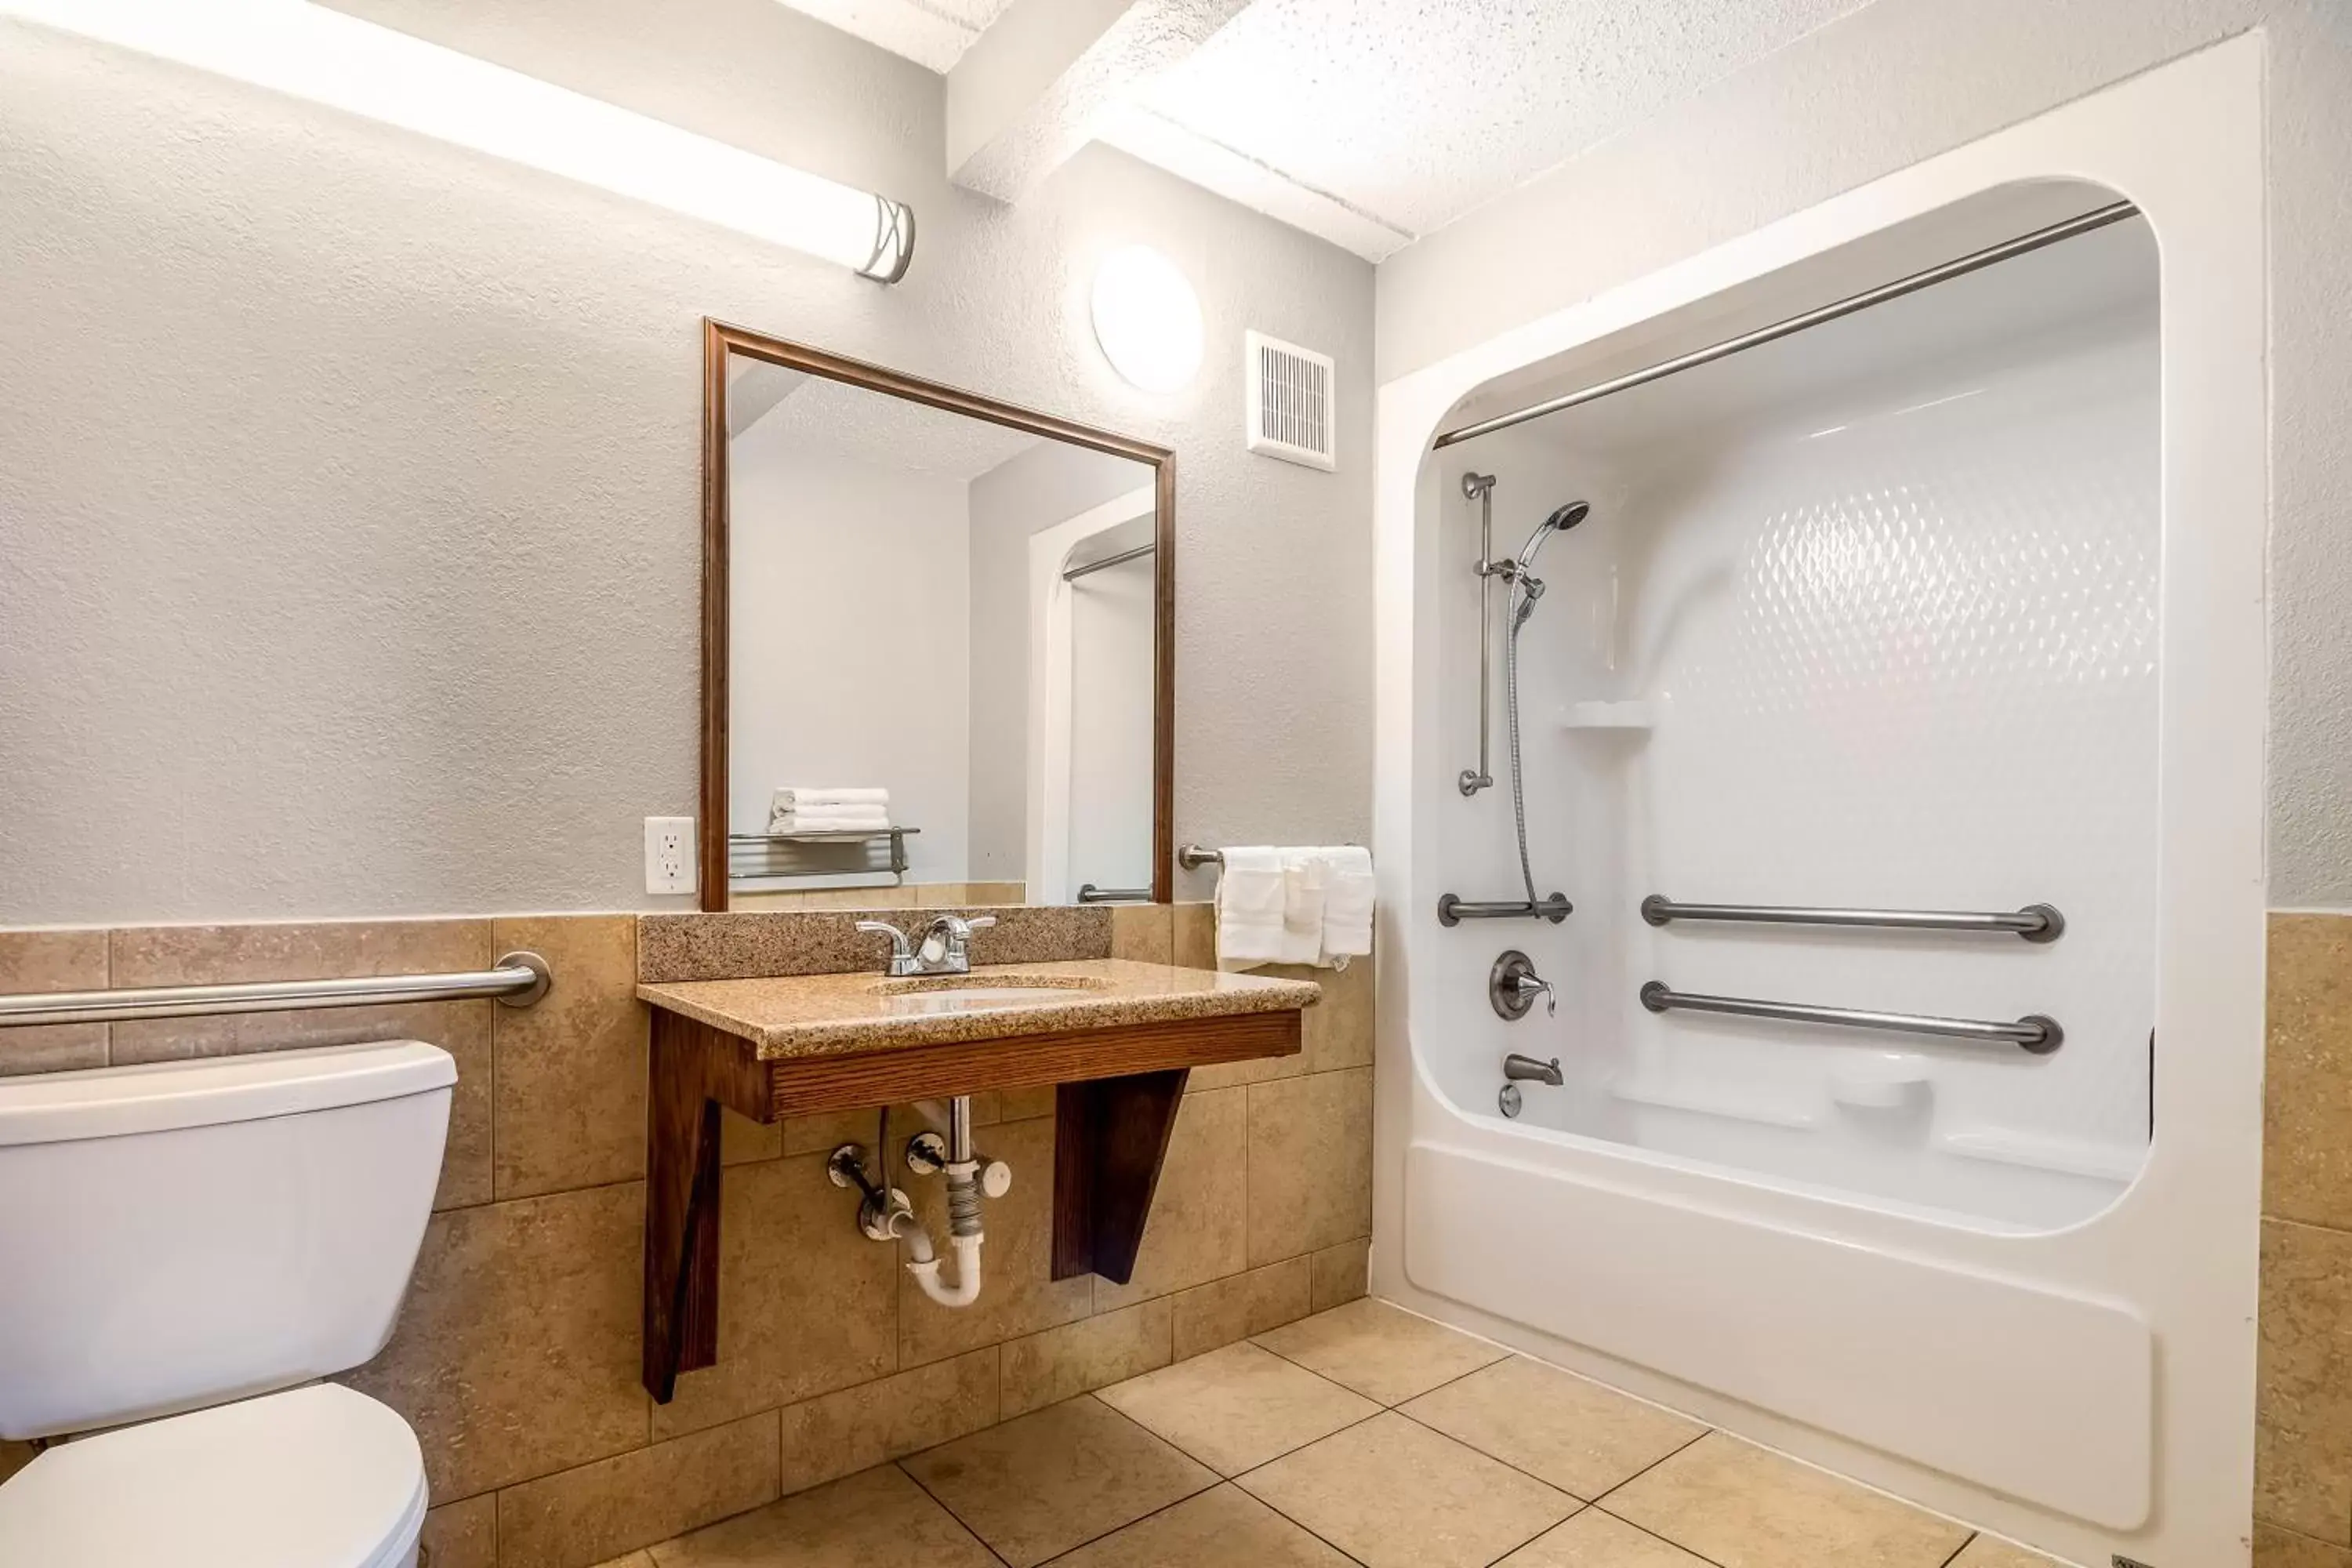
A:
[2261, 914, 2352, 1567]
[0, 903, 1371, 1568]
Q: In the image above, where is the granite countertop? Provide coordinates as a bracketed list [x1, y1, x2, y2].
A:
[637, 957, 1322, 1060]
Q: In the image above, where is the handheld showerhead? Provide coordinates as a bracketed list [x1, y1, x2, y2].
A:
[1516, 499, 1591, 568]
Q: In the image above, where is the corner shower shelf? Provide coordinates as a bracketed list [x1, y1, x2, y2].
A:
[727, 826, 917, 884]
[1559, 700, 1655, 731]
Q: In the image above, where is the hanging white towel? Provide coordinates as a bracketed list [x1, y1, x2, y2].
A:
[1214, 847, 1287, 969]
[1212, 845, 1374, 970]
[1277, 851, 1327, 966]
[1312, 845, 1375, 967]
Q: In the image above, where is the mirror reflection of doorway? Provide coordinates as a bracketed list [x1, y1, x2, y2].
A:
[1027, 488, 1156, 905]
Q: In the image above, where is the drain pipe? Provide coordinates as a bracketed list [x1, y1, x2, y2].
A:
[830, 1095, 1006, 1308]
[904, 1096, 986, 1308]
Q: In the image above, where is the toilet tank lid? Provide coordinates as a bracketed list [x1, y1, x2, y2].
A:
[0, 1040, 456, 1148]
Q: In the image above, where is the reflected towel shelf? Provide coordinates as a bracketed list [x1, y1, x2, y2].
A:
[728, 826, 917, 883]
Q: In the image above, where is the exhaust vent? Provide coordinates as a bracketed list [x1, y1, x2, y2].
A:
[1245, 330, 1336, 471]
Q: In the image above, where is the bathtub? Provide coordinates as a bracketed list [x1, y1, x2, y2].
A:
[1370, 41, 2267, 1568]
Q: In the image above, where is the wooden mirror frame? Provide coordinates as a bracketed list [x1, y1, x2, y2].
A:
[699, 319, 1177, 911]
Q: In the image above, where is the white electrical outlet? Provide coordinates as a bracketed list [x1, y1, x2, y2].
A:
[644, 816, 694, 895]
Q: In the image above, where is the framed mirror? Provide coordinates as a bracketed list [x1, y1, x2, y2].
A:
[699, 321, 1174, 912]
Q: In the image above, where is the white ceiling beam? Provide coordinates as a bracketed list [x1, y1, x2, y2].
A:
[946, 0, 1253, 203]
[1096, 107, 1414, 260]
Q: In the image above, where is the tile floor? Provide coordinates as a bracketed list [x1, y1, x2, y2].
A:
[616, 1298, 2066, 1568]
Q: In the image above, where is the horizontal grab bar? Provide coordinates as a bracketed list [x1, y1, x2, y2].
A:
[1639, 981, 2061, 1054]
[0, 952, 553, 1029]
[1642, 895, 2062, 942]
[1439, 894, 1572, 926]
[1076, 884, 1152, 904]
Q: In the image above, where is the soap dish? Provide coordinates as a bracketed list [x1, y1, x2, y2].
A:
[1560, 700, 1655, 730]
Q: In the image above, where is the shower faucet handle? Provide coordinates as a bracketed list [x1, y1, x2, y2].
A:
[1489, 950, 1555, 1020]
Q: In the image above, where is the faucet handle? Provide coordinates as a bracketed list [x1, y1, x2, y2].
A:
[857, 920, 919, 976]
[920, 913, 997, 971]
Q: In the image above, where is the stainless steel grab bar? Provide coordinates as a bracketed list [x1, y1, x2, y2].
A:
[1076, 884, 1152, 904]
[0, 951, 553, 1029]
[1642, 895, 2063, 942]
[1439, 894, 1572, 926]
[1639, 981, 2061, 1054]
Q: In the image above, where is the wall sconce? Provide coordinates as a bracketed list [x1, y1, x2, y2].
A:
[2, 0, 916, 282]
[1091, 245, 1203, 393]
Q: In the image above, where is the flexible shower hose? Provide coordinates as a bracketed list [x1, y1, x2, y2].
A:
[1505, 579, 1539, 908]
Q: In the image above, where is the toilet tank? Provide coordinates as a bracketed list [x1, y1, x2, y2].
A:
[0, 1040, 454, 1439]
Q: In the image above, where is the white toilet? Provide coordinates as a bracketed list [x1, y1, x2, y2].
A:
[0, 1039, 456, 1566]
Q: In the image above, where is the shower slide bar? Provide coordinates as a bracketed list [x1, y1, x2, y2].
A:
[1639, 981, 2062, 1054]
[0, 953, 554, 1029]
[1642, 895, 2063, 942]
[1432, 199, 2141, 449]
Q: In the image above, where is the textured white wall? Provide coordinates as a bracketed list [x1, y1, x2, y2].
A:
[1374, 0, 2352, 904]
[0, 0, 1373, 923]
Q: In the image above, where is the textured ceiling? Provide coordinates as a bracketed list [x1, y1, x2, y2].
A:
[778, 0, 1863, 260]
[1131, 0, 1861, 254]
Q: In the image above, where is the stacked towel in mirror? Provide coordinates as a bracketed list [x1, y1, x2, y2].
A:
[1214, 847, 1374, 971]
[771, 787, 891, 833]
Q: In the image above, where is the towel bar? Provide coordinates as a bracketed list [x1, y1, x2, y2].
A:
[1178, 844, 1370, 873]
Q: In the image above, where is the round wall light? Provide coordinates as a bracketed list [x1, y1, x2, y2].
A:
[1091, 245, 1203, 394]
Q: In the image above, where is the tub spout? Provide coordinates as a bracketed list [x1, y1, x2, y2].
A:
[1504, 1053, 1563, 1086]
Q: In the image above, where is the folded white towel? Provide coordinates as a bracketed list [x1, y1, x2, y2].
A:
[771, 786, 891, 815]
[1312, 845, 1375, 967]
[1214, 847, 1287, 969]
[772, 807, 891, 833]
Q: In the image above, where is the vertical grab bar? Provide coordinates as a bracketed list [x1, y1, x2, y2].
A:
[1459, 472, 1497, 796]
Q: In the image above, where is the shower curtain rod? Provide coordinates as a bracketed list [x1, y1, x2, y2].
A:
[1431, 199, 2141, 450]
[1063, 541, 1156, 582]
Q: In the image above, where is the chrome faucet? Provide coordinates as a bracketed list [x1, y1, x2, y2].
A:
[856, 914, 999, 977]
[918, 913, 996, 975]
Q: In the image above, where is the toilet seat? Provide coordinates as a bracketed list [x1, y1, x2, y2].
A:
[0, 1383, 426, 1567]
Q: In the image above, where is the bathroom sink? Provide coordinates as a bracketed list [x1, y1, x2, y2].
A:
[870, 974, 1114, 1014]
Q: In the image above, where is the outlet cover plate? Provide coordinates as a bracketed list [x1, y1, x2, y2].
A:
[644, 816, 694, 895]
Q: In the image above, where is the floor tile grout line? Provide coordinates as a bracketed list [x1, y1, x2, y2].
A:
[1584, 1501, 1740, 1568]
[891, 1456, 1016, 1568]
[1232, 1483, 1378, 1568]
[1936, 1531, 1981, 1567]
[1243, 1326, 1508, 1407]
[1385, 1398, 1624, 1507]
[1588, 1426, 1714, 1508]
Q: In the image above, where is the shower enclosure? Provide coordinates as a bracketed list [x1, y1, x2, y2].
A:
[1372, 44, 2266, 1568]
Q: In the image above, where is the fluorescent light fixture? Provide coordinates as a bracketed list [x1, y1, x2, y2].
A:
[1091, 245, 1203, 394]
[2, 0, 916, 282]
